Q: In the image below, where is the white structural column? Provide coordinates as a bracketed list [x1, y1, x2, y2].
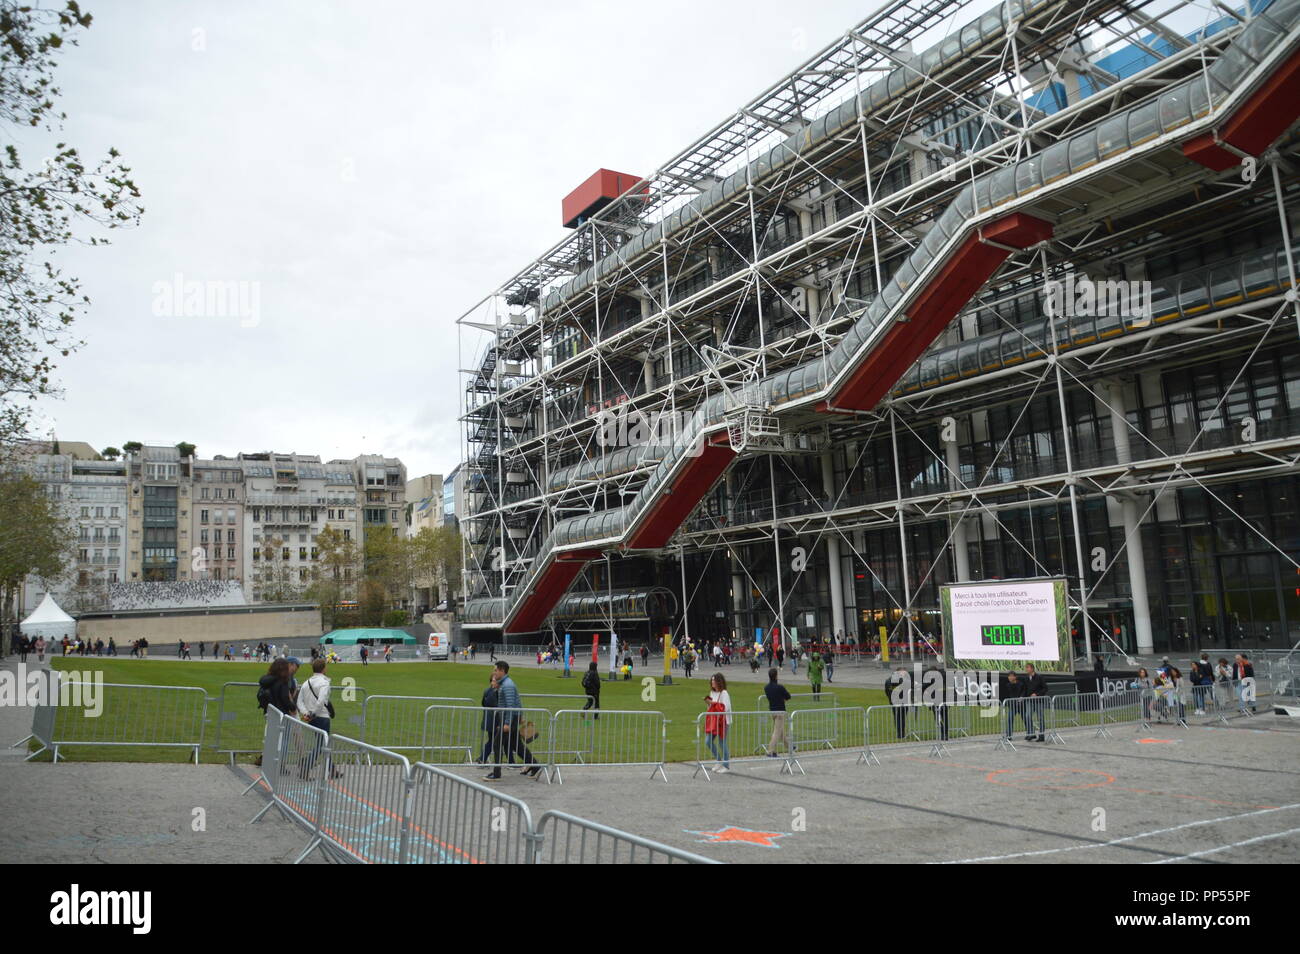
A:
[797, 210, 823, 324]
[945, 423, 971, 582]
[725, 472, 746, 639]
[1101, 379, 1154, 654]
[820, 449, 846, 639]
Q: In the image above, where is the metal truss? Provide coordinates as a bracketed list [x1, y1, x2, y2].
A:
[457, 0, 1300, 648]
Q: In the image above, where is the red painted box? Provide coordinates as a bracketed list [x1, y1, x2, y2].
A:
[562, 169, 646, 228]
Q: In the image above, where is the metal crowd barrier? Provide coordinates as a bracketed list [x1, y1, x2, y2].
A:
[520, 693, 596, 714]
[351, 694, 475, 753]
[407, 763, 536, 864]
[247, 709, 711, 864]
[756, 691, 838, 711]
[418, 704, 551, 768]
[788, 706, 874, 767]
[250, 706, 330, 838]
[211, 680, 371, 764]
[548, 709, 667, 784]
[211, 681, 268, 763]
[532, 811, 717, 864]
[863, 703, 998, 759]
[26, 682, 208, 764]
[308, 734, 413, 864]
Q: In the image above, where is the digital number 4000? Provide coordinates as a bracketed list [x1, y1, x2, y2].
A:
[980, 624, 1026, 646]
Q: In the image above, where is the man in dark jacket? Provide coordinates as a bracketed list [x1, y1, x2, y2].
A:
[1002, 671, 1029, 739]
[883, 667, 910, 739]
[480, 671, 501, 763]
[581, 661, 601, 720]
[764, 668, 792, 756]
[1024, 663, 1048, 742]
[485, 661, 539, 780]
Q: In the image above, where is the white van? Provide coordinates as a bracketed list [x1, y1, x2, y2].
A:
[427, 632, 450, 660]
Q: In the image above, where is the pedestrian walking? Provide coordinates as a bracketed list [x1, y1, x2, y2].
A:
[640, 644, 649, 667]
[806, 651, 825, 700]
[1134, 667, 1154, 722]
[479, 670, 501, 764]
[581, 661, 601, 720]
[1234, 654, 1256, 713]
[297, 657, 341, 779]
[1190, 661, 1213, 714]
[703, 673, 733, 772]
[884, 666, 910, 739]
[764, 668, 791, 757]
[1170, 666, 1189, 724]
[1002, 671, 1029, 739]
[484, 661, 540, 780]
[1023, 663, 1047, 742]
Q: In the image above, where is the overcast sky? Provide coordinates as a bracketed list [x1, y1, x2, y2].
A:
[24, 0, 975, 477]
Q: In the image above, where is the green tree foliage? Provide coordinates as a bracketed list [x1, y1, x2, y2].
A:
[363, 525, 412, 608]
[308, 524, 359, 630]
[99, 446, 120, 460]
[0, 1, 144, 446]
[252, 534, 301, 603]
[409, 524, 463, 607]
[175, 442, 195, 458]
[0, 469, 75, 627]
[359, 579, 386, 626]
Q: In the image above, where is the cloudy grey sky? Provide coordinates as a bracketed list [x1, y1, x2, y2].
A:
[25, 0, 941, 477]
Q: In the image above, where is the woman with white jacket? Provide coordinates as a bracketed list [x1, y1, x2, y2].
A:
[703, 673, 733, 773]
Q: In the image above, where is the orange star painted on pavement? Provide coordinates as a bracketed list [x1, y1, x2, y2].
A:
[1136, 738, 1182, 744]
[686, 826, 787, 847]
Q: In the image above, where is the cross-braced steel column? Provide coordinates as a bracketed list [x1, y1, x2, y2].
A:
[820, 449, 847, 639]
[1099, 378, 1154, 654]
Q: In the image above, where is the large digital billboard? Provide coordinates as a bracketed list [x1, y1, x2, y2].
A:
[940, 578, 1073, 673]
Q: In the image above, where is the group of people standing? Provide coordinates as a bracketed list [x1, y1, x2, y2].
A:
[1133, 652, 1258, 722]
[257, 654, 340, 779]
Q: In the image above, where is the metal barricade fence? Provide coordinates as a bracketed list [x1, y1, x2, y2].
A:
[756, 691, 838, 711]
[548, 709, 667, 783]
[419, 705, 551, 767]
[406, 762, 536, 864]
[243, 704, 286, 799]
[251, 708, 330, 838]
[212, 681, 266, 762]
[243, 710, 714, 864]
[533, 811, 718, 864]
[352, 694, 475, 752]
[23, 697, 57, 760]
[788, 706, 872, 764]
[520, 693, 595, 714]
[212, 681, 370, 763]
[306, 734, 413, 864]
[863, 703, 1003, 757]
[693, 709, 798, 779]
[29, 682, 208, 763]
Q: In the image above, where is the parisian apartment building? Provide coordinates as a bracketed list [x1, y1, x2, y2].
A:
[14, 443, 407, 614]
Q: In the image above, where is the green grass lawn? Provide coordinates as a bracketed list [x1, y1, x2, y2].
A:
[42, 658, 888, 765]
